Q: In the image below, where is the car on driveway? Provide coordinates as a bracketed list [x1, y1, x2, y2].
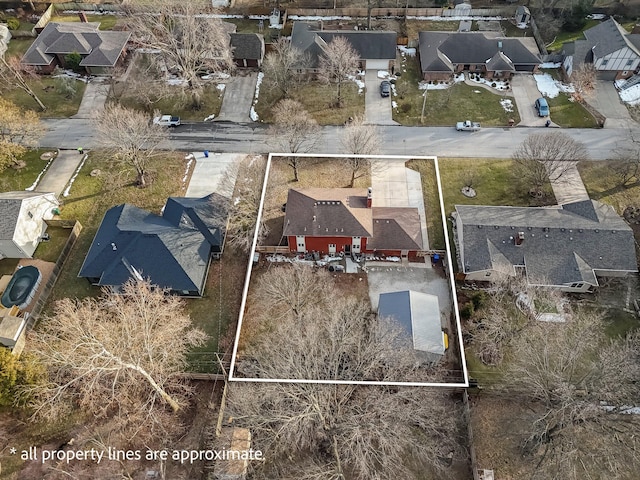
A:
[534, 98, 549, 117]
[380, 80, 391, 98]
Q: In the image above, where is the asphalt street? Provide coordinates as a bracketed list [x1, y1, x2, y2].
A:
[41, 118, 629, 160]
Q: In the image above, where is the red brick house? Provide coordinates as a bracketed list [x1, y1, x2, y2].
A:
[283, 188, 423, 258]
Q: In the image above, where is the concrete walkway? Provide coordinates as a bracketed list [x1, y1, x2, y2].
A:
[72, 78, 109, 119]
[585, 80, 634, 129]
[36, 150, 87, 196]
[216, 72, 257, 123]
[550, 163, 590, 205]
[185, 152, 245, 198]
[370, 159, 430, 250]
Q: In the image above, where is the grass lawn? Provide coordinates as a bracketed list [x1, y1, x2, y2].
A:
[407, 159, 446, 251]
[405, 19, 459, 40]
[2, 77, 86, 117]
[578, 160, 640, 213]
[547, 94, 599, 128]
[256, 80, 364, 125]
[604, 308, 640, 339]
[501, 20, 532, 37]
[5, 37, 34, 58]
[547, 20, 600, 52]
[32, 226, 71, 263]
[0, 149, 54, 192]
[49, 14, 120, 30]
[393, 55, 519, 126]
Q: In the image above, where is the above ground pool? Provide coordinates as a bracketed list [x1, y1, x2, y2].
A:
[1, 266, 42, 310]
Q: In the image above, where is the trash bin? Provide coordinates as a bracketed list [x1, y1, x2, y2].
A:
[203, 150, 209, 158]
[51, 208, 61, 216]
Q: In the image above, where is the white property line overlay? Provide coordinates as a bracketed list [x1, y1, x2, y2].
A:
[228, 153, 469, 388]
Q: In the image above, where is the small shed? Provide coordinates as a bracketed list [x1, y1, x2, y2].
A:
[516, 6, 531, 25]
[378, 290, 446, 361]
[230, 33, 265, 68]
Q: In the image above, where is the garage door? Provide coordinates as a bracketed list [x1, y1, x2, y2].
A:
[366, 59, 390, 71]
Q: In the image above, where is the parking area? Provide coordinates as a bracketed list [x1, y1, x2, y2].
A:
[367, 262, 452, 328]
[364, 70, 397, 125]
[511, 74, 550, 127]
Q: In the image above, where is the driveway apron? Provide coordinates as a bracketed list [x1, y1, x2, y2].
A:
[216, 73, 258, 123]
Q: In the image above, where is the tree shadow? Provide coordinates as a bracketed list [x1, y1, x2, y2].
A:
[589, 181, 640, 201]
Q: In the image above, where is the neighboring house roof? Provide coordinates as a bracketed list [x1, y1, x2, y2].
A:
[283, 188, 373, 238]
[291, 21, 397, 67]
[79, 195, 228, 294]
[230, 33, 264, 60]
[584, 17, 640, 58]
[23, 22, 130, 67]
[418, 31, 541, 74]
[0, 192, 58, 241]
[378, 290, 445, 357]
[455, 200, 637, 287]
[370, 207, 423, 251]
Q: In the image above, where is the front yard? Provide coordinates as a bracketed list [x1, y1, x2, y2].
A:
[393, 54, 520, 127]
[1, 77, 86, 117]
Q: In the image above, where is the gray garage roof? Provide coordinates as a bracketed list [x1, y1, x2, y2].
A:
[0, 192, 57, 240]
[584, 17, 640, 58]
[230, 33, 264, 60]
[455, 200, 637, 286]
[291, 21, 397, 67]
[378, 290, 445, 357]
[370, 207, 423, 251]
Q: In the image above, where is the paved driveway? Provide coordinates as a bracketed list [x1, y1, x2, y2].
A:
[72, 78, 109, 119]
[216, 72, 257, 123]
[586, 80, 633, 129]
[364, 70, 397, 125]
[36, 150, 86, 196]
[185, 152, 245, 198]
[511, 74, 548, 127]
[550, 163, 589, 205]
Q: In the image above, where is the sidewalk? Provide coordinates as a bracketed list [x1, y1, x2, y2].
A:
[550, 164, 589, 205]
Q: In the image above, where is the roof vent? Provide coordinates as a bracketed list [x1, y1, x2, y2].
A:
[561, 228, 565, 232]
[595, 229, 599, 232]
[478, 225, 482, 229]
[494, 226, 499, 229]
[612, 230, 617, 233]
[515, 231, 525, 246]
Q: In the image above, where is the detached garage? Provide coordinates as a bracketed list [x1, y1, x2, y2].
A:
[378, 290, 446, 363]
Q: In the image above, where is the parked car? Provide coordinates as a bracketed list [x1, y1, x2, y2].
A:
[153, 115, 181, 127]
[456, 120, 481, 131]
[380, 80, 391, 97]
[534, 98, 549, 117]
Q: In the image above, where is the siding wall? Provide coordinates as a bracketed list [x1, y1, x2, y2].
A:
[595, 47, 640, 78]
[12, 195, 59, 258]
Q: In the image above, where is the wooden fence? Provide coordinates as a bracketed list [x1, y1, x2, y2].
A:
[255, 245, 290, 253]
[32, 3, 54, 34]
[287, 7, 513, 17]
[24, 220, 83, 332]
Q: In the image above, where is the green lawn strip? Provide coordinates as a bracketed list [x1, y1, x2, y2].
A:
[547, 94, 598, 128]
[49, 14, 120, 30]
[578, 161, 639, 213]
[2, 78, 86, 117]
[547, 19, 600, 52]
[5, 37, 34, 57]
[32, 227, 71, 263]
[393, 56, 519, 126]
[255, 80, 364, 125]
[407, 159, 446, 251]
[603, 308, 640, 339]
[465, 349, 504, 386]
[113, 83, 224, 122]
[0, 149, 52, 192]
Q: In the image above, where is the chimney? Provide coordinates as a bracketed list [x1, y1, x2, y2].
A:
[78, 11, 89, 23]
[515, 231, 524, 246]
[497, 40, 503, 51]
[367, 187, 372, 208]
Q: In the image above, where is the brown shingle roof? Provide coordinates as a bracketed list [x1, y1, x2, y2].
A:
[370, 207, 423, 251]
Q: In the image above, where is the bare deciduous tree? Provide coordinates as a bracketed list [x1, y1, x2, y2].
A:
[224, 155, 270, 253]
[128, 1, 234, 110]
[340, 115, 381, 187]
[318, 36, 359, 108]
[0, 56, 46, 111]
[262, 38, 308, 99]
[94, 104, 169, 187]
[230, 265, 465, 480]
[25, 280, 207, 438]
[268, 99, 320, 181]
[0, 98, 43, 172]
[512, 132, 587, 196]
[504, 308, 640, 479]
[570, 63, 596, 101]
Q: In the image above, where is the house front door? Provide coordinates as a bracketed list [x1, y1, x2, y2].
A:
[344, 244, 351, 255]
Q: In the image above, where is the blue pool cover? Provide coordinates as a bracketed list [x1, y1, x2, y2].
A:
[1, 266, 42, 310]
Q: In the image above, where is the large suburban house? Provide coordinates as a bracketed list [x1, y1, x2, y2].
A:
[378, 290, 446, 363]
[22, 21, 130, 75]
[453, 200, 637, 293]
[561, 17, 640, 80]
[0, 192, 59, 259]
[418, 31, 541, 81]
[283, 187, 424, 259]
[291, 21, 397, 71]
[78, 194, 229, 296]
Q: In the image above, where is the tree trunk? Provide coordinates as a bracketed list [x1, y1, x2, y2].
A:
[28, 90, 47, 111]
[349, 168, 356, 188]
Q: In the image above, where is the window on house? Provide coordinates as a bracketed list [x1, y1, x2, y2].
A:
[298, 243, 304, 248]
[485, 272, 491, 277]
[627, 59, 634, 66]
[601, 60, 608, 66]
[328, 244, 336, 248]
[570, 283, 583, 288]
[28, 211, 33, 219]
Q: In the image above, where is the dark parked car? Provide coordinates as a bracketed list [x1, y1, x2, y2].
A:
[534, 97, 549, 117]
[380, 80, 391, 97]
